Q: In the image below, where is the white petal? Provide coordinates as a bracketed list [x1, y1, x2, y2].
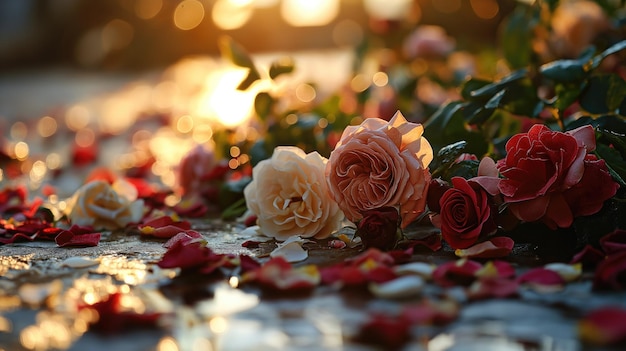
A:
[60, 256, 100, 269]
[270, 237, 308, 262]
[394, 262, 435, 278]
[369, 276, 424, 299]
[544, 262, 582, 282]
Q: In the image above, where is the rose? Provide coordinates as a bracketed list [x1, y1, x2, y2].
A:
[244, 146, 343, 241]
[403, 25, 455, 59]
[177, 144, 216, 196]
[326, 111, 433, 227]
[356, 207, 401, 251]
[496, 124, 618, 229]
[66, 180, 144, 229]
[433, 177, 497, 249]
[548, 1, 610, 59]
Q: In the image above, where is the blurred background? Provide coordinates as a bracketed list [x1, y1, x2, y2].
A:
[0, 0, 517, 72]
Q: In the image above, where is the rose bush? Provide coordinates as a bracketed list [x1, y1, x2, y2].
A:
[244, 146, 343, 241]
[432, 177, 497, 249]
[65, 180, 144, 230]
[326, 111, 433, 227]
[355, 207, 401, 251]
[496, 124, 619, 229]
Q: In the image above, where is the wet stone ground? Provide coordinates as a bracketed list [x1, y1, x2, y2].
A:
[1, 220, 626, 351]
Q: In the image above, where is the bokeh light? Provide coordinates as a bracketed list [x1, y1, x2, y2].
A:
[281, 0, 339, 27]
[37, 116, 58, 138]
[174, 0, 205, 31]
[134, 0, 163, 20]
[212, 0, 254, 30]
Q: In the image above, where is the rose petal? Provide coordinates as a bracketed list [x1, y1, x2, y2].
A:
[401, 299, 458, 325]
[55, 231, 101, 247]
[455, 237, 514, 259]
[394, 262, 435, 278]
[599, 229, 626, 255]
[354, 313, 411, 350]
[544, 262, 582, 282]
[432, 259, 482, 287]
[593, 251, 626, 291]
[60, 256, 101, 269]
[369, 276, 424, 299]
[475, 260, 516, 279]
[579, 307, 626, 346]
[570, 244, 606, 269]
[468, 278, 519, 300]
[243, 257, 320, 292]
[517, 268, 565, 292]
[270, 236, 309, 263]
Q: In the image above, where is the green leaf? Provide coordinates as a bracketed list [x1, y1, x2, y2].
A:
[444, 160, 480, 180]
[269, 57, 295, 80]
[596, 143, 626, 187]
[249, 140, 272, 166]
[591, 40, 626, 70]
[219, 36, 261, 90]
[540, 60, 588, 83]
[463, 101, 495, 125]
[469, 69, 528, 99]
[579, 75, 626, 114]
[499, 6, 536, 69]
[437, 140, 468, 165]
[254, 92, 274, 121]
[237, 69, 262, 90]
[553, 83, 584, 112]
[461, 78, 492, 101]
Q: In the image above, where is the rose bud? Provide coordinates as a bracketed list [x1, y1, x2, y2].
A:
[356, 207, 401, 251]
[426, 178, 451, 213]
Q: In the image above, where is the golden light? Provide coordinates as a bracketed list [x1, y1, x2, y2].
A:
[45, 153, 62, 170]
[372, 72, 389, 87]
[192, 124, 214, 143]
[20, 325, 44, 350]
[0, 316, 12, 332]
[135, 0, 163, 19]
[176, 115, 194, 133]
[157, 337, 180, 351]
[194, 68, 259, 128]
[14, 142, 29, 161]
[363, 0, 413, 20]
[65, 105, 91, 131]
[75, 128, 95, 147]
[10, 121, 28, 140]
[351, 74, 370, 92]
[212, 0, 254, 30]
[470, 0, 499, 20]
[102, 19, 134, 51]
[432, 0, 461, 13]
[253, 0, 279, 8]
[174, 0, 205, 31]
[30, 160, 47, 182]
[37, 116, 58, 138]
[281, 0, 339, 27]
[285, 114, 298, 125]
[230, 146, 241, 158]
[209, 316, 229, 334]
[295, 83, 316, 103]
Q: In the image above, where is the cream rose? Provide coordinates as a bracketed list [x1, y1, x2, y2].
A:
[65, 180, 144, 229]
[243, 146, 343, 241]
[326, 111, 433, 227]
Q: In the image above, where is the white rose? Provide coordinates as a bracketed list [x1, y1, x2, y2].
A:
[244, 146, 344, 241]
[65, 180, 144, 229]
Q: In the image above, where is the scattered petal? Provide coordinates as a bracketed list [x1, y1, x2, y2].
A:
[354, 313, 411, 350]
[544, 262, 582, 282]
[475, 260, 516, 279]
[599, 229, 626, 255]
[55, 231, 101, 247]
[570, 244, 605, 269]
[593, 251, 626, 291]
[328, 239, 347, 249]
[60, 256, 100, 269]
[138, 216, 192, 239]
[454, 237, 514, 259]
[517, 268, 565, 293]
[401, 299, 459, 325]
[270, 236, 309, 263]
[394, 262, 435, 278]
[468, 278, 519, 300]
[369, 275, 424, 299]
[579, 306, 626, 346]
[432, 259, 482, 287]
[242, 257, 320, 292]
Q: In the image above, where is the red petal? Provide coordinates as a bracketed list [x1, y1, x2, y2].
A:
[517, 268, 565, 290]
[570, 244, 605, 269]
[579, 306, 626, 346]
[593, 251, 626, 291]
[455, 237, 514, 259]
[401, 300, 458, 325]
[599, 229, 626, 255]
[55, 231, 101, 247]
[432, 259, 482, 287]
[468, 278, 519, 300]
[0, 232, 37, 244]
[354, 313, 411, 350]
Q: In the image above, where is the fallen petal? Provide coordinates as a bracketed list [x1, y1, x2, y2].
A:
[468, 278, 519, 300]
[455, 237, 514, 259]
[369, 276, 424, 299]
[579, 306, 626, 346]
[599, 229, 626, 255]
[394, 262, 435, 278]
[270, 237, 309, 263]
[544, 262, 582, 282]
[517, 268, 565, 292]
[60, 256, 100, 269]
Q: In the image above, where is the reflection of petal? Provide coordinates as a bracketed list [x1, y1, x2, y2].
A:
[369, 276, 424, 299]
[196, 284, 259, 316]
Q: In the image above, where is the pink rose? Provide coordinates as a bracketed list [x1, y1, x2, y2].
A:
[436, 177, 497, 249]
[497, 124, 618, 229]
[326, 111, 433, 227]
[177, 144, 216, 196]
[403, 25, 455, 59]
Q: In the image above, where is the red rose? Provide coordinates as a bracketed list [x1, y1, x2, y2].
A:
[438, 177, 496, 249]
[356, 207, 401, 251]
[497, 124, 618, 229]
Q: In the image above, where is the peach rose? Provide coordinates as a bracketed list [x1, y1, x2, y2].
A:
[326, 111, 433, 227]
[66, 180, 144, 229]
[244, 146, 344, 241]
